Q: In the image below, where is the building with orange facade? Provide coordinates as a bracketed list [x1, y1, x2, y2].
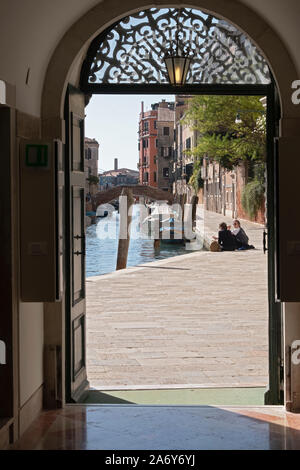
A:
[138, 101, 158, 187]
[138, 100, 175, 191]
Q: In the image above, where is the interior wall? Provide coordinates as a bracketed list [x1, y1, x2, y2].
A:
[19, 303, 44, 407]
[16, 110, 44, 435]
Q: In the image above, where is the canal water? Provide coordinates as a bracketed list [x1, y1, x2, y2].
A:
[86, 209, 191, 277]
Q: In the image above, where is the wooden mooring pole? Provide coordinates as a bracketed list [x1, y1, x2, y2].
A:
[116, 188, 134, 270]
[191, 195, 199, 229]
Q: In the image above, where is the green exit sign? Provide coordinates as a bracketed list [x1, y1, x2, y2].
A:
[26, 144, 48, 167]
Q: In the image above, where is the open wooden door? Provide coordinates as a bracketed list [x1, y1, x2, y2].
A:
[65, 85, 89, 401]
[264, 81, 283, 405]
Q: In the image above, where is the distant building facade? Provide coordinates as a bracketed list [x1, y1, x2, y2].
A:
[173, 95, 198, 201]
[85, 137, 99, 195]
[138, 102, 158, 187]
[99, 159, 139, 190]
[138, 100, 175, 192]
[156, 101, 175, 192]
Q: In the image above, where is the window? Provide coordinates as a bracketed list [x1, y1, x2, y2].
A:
[163, 127, 169, 136]
[143, 139, 148, 148]
[143, 172, 149, 183]
[160, 147, 172, 158]
[85, 148, 92, 160]
[186, 137, 191, 149]
[138, 142, 140, 151]
[154, 172, 157, 183]
[155, 139, 158, 148]
[186, 163, 194, 183]
[154, 121, 157, 129]
[163, 167, 169, 178]
[144, 121, 149, 133]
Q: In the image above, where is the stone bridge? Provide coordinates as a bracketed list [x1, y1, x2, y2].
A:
[91, 185, 174, 212]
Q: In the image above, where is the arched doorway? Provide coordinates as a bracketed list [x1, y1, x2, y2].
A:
[41, 1, 300, 410]
[64, 6, 280, 404]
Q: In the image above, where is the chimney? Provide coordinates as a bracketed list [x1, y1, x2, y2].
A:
[114, 158, 118, 171]
[159, 99, 168, 108]
[141, 101, 144, 118]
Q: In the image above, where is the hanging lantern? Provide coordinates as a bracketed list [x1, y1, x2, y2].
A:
[164, 55, 192, 86]
[164, 9, 192, 86]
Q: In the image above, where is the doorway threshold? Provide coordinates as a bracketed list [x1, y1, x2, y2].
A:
[79, 387, 266, 406]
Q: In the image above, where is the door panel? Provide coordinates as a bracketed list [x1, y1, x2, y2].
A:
[72, 314, 85, 380]
[72, 187, 85, 305]
[65, 85, 88, 401]
[71, 113, 84, 172]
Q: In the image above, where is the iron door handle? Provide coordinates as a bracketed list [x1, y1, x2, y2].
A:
[263, 230, 268, 254]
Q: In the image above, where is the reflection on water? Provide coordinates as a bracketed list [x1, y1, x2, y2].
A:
[85, 209, 189, 277]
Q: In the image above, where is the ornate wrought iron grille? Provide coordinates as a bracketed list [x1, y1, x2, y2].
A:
[80, 8, 271, 90]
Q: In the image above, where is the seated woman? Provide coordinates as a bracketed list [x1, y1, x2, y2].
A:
[214, 222, 237, 251]
[230, 220, 254, 250]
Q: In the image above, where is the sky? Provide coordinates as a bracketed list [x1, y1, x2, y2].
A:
[85, 94, 174, 172]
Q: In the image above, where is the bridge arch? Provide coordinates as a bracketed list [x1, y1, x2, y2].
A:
[91, 184, 174, 212]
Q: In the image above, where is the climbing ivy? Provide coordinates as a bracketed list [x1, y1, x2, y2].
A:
[189, 164, 204, 194]
[241, 179, 265, 219]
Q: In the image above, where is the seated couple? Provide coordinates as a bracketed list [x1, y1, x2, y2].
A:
[212, 220, 255, 252]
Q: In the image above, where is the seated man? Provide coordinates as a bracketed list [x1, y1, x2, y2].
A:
[229, 219, 254, 250]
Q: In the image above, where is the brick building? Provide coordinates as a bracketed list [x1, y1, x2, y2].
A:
[138, 102, 158, 187]
[138, 100, 175, 192]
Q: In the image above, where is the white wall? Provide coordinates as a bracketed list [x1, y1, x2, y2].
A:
[0, 0, 300, 116]
[0, 0, 101, 116]
[19, 302, 44, 406]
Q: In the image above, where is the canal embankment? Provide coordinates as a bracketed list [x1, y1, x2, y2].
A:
[86, 209, 267, 390]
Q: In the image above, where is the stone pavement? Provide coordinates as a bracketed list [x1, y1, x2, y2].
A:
[86, 209, 268, 390]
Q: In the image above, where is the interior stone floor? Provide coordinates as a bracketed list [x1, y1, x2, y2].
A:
[13, 405, 300, 450]
[86, 210, 268, 389]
